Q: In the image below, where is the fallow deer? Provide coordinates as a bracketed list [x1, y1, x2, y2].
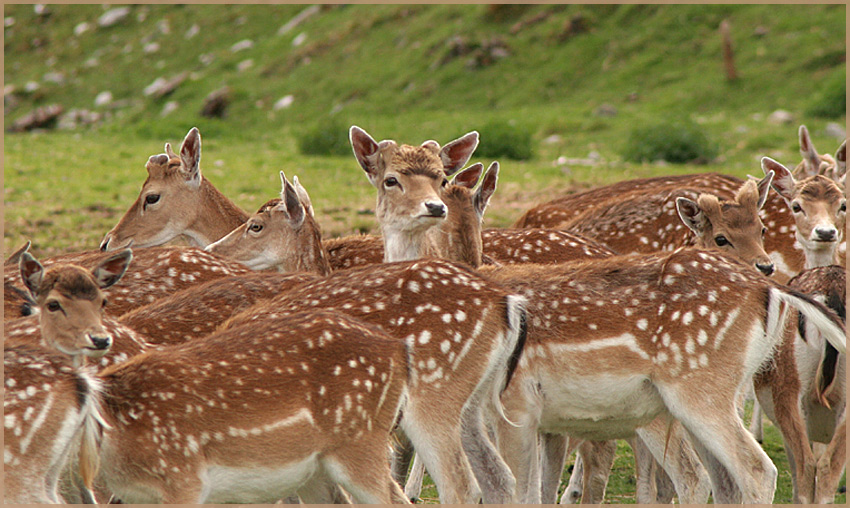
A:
[4, 250, 132, 503]
[4, 245, 251, 319]
[762, 157, 846, 269]
[99, 127, 248, 251]
[752, 265, 846, 504]
[220, 258, 528, 504]
[204, 172, 331, 274]
[478, 248, 845, 503]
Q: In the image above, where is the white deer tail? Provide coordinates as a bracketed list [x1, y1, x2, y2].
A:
[777, 288, 846, 354]
[492, 294, 527, 428]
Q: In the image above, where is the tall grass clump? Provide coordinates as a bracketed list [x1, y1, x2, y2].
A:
[806, 67, 846, 119]
[476, 120, 533, 160]
[297, 118, 352, 156]
[622, 120, 718, 164]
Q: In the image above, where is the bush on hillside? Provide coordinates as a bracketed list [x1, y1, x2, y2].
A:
[297, 119, 351, 156]
[476, 120, 533, 160]
[806, 69, 846, 119]
[622, 120, 718, 164]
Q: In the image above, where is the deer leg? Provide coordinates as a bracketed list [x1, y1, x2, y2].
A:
[401, 406, 481, 504]
[498, 378, 543, 504]
[659, 387, 776, 504]
[749, 400, 765, 443]
[629, 436, 659, 504]
[634, 418, 712, 504]
[560, 449, 584, 505]
[460, 397, 516, 503]
[391, 431, 415, 486]
[578, 440, 616, 503]
[539, 432, 569, 504]
[322, 442, 406, 504]
[403, 452, 426, 502]
[815, 414, 846, 504]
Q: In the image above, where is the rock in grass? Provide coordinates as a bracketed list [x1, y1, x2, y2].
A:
[98, 7, 131, 28]
[201, 87, 231, 118]
[9, 104, 64, 132]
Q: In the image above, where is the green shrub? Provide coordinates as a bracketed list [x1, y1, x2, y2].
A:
[297, 119, 351, 156]
[622, 120, 718, 164]
[476, 120, 533, 160]
[806, 68, 846, 119]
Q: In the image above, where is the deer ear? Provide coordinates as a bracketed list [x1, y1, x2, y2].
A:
[440, 131, 479, 176]
[799, 125, 821, 177]
[180, 127, 202, 188]
[5, 240, 31, 267]
[834, 140, 846, 181]
[452, 163, 484, 189]
[92, 250, 133, 289]
[279, 172, 306, 228]
[676, 197, 707, 234]
[19, 252, 44, 298]
[165, 142, 177, 159]
[350, 126, 383, 184]
[291, 174, 314, 217]
[756, 170, 774, 210]
[762, 157, 795, 201]
[474, 162, 499, 218]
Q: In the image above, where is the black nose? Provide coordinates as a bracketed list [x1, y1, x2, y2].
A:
[425, 202, 446, 218]
[815, 228, 837, 242]
[90, 335, 111, 350]
[756, 263, 775, 276]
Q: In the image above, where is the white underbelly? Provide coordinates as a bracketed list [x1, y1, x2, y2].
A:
[538, 373, 665, 440]
[200, 453, 320, 504]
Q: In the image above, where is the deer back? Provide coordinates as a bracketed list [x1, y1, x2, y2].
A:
[119, 272, 320, 347]
[95, 310, 408, 504]
[482, 228, 616, 264]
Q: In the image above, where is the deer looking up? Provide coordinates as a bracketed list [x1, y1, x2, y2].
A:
[4, 250, 132, 504]
[100, 127, 248, 252]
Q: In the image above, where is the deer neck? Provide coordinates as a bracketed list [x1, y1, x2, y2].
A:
[280, 224, 333, 276]
[804, 242, 841, 269]
[381, 225, 440, 262]
[187, 180, 250, 247]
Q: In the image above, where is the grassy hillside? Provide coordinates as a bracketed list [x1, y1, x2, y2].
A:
[3, 4, 846, 503]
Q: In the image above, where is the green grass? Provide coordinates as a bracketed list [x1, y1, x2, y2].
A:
[3, 4, 846, 502]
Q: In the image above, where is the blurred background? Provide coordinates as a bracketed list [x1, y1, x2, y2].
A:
[3, 4, 847, 502]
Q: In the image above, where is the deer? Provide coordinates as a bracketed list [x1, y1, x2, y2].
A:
[795, 124, 847, 185]
[4, 245, 251, 320]
[475, 247, 845, 503]
[4, 249, 132, 503]
[99, 127, 249, 252]
[216, 257, 528, 504]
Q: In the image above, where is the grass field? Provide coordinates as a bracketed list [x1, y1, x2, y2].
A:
[4, 3, 846, 503]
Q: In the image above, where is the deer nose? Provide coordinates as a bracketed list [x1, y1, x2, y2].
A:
[425, 202, 447, 218]
[815, 227, 837, 242]
[89, 335, 112, 351]
[149, 154, 169, 165]
[755, 262, 775, 276]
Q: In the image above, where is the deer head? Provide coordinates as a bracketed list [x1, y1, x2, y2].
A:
[349, 126, 479, 261]
[19, 250, 132, 366]
[205, 172, 331, 275]
[762, 157, 846, 268]
[676, 172, 776, 276]
[100, 128, 248, 251]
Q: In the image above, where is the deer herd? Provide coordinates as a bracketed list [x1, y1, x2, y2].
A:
[4, 123, 847, 504]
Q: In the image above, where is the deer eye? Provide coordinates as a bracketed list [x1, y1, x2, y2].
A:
[143, 194, 161, 209]
[840, 202, 846, 213]
[102, 298, 108, 309]
[761, 227, 767, 237]
[248, 223, 264, 233]
[791, 202, 803, 213]
[384, 177, 399, 188]
[715, 235, 730, 247]
[46, 301, 62, 312]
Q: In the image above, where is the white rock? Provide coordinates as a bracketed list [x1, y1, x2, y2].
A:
[825, 122, 846, 140]
[543, 134, 562, 144]
[292, 32, 307, 47]
[160, 101, 178, 117]
[5, 17, 15, 28]
[274, 95, 295, 110]
[43, 72, 65, 85]
[237, 59, 254, 72]
[230, 39, 254, 52]
[143, 78, 167, 97]
[199, 54, 214, 66]
[24, 81, 40, 93]
[278, 5, 320, 36]
[185, 24, 199, 39]
[767, 109, 794, 125]
[94, 91, 113, 107]
[157, 20, 170, 34]
[74, 22, 91, 36]
[98, 7, 131, 28]
[143, 42, 160, 54]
